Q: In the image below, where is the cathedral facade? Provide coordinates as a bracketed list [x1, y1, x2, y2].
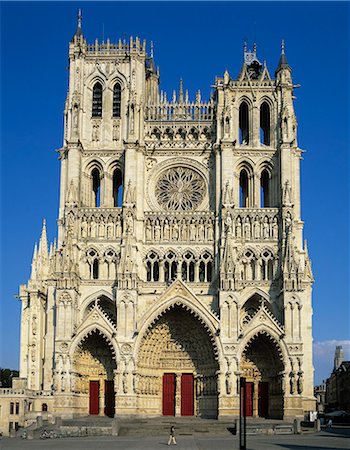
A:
[1, 16, 316, 433]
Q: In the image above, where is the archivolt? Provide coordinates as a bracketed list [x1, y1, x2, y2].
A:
[137, 301, 219, 362]
[241, 330, 284, 364]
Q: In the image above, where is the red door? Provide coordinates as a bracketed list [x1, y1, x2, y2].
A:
[258, 382, 269, 418]
[163, 373, 176, 416]
[245, 382, 254, 417]
[181, 374, 194, 416]
[104, 380, 115, 417]
[89, 380, 99, 415]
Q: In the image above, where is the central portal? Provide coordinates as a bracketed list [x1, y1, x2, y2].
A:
[162, 373, 194, 416]
[138, 304, 218, 417]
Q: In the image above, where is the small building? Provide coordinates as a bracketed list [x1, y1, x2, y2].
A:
[326, 346, 350, 413]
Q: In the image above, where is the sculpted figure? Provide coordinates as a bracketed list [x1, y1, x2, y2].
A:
[163, 219, 170, 241]
[244, 217, 250, 239]
[190, 220, 196, 241]
[154, 219, 161, 241]
[254, 216, 260, 239]
[263, 217, 270, 239]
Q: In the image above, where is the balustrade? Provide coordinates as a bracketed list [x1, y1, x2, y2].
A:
[146, 102, 214, 121]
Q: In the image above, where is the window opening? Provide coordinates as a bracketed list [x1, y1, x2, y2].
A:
[113, 169, 123, 207]
[239, 101, 249, 144]
[260, 169, 270, 208]
[92, 259, 99, 279]
[92, 168, 101, 207]
[239, 169, 249, 207]
[113, 83, 121, 118]
[92, 82, 103, 117]
[260, 102, 270, 145]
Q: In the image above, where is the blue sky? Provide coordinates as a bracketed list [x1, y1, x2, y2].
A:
[0, 1, 349, 385]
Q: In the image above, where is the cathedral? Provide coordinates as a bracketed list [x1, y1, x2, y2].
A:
[1, 13, 316, 434]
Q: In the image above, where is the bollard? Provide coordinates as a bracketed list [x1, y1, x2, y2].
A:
[112, 418, 119, 436]
[314, 419, 321, 432]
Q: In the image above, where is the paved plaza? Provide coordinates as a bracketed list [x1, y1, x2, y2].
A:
[1, 428, 349, 450]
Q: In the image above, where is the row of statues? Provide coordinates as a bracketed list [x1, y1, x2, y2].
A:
[145, 216, 214, 242]
[226, 214, 279, 240]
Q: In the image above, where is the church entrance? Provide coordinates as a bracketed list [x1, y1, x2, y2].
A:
[241, 332, 284, 419]
[138, 305, 219, 417]
[243, 381, 269, 418]
[162, 373, 194, 416]
[73, 330, 117, 417]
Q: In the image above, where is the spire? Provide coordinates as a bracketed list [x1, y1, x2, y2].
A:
[30, 243, 38, 280]
[179, 79, 184, 103]
[76, 9, 83, 36]
[150, 40, 154, 58]
[38, 219, 49, 260]
[276, 39, 291, 74]
[71, 9, 83, 41]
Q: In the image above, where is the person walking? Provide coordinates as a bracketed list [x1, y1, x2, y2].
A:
[167, 425, 177, 445]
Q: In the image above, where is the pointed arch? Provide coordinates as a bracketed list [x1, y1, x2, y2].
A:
[239, 100, 250, 145]
[70, 324, 119, 362]
[92, 82, 103, 117]
[134, 295, 221, 361]
[260, 101, 271, 145]
[113, 82, 122, 118]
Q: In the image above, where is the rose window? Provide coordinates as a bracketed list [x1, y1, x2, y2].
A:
[155, 167, 205, 211]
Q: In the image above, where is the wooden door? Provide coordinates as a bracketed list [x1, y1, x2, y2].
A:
[104, 380, 115, 417]
[245, 382, 254, 417]
[181, 374, 194, 416]
[163, 373, 176, 416]
[89, 380, 99, 415]
[258, 382, 269, 418]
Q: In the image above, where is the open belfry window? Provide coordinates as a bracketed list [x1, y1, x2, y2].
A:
[260, 102, 271, 145]
[112, 169, 123, 207]
[239, 101, 249, 145]
[260, 169, 270, 207]
[239, 169, 249, 207]
[92, 168, 101, 207]
[92, 82, 102, 117]
[113, 83, 121, 118]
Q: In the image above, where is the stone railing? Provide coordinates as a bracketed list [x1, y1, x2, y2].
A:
[227, 208, 279, 241]
[144, 211, 215, 243]
[145, 102, 214, 121]
[86, 37, 146, 55]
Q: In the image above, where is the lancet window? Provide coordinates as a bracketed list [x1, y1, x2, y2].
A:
[164, 252, 177, 283]
[92, 82, 103, 117]
[113, 82, 122, 118]
[146, 252, 160, 282]
[199, 252, 213, 282]
[181, 252, 195, 282]
[260, 169, 271, 208]
[112, 168, 123, 207]
[261, 250, 274, 280]
[87, 249, 99, 279]
[242, 249, 256, 281]
[105, 249, 118, 280]
[260, 102, 271, 145]
[91, 168, 101, 207]
[239, 169, 249, 207]
[239, 101, 249, 145]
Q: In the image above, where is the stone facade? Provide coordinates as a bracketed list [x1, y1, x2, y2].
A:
[0, 16, 316, 435]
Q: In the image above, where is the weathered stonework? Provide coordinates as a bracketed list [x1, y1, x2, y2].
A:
[0, 16, 315, 435]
